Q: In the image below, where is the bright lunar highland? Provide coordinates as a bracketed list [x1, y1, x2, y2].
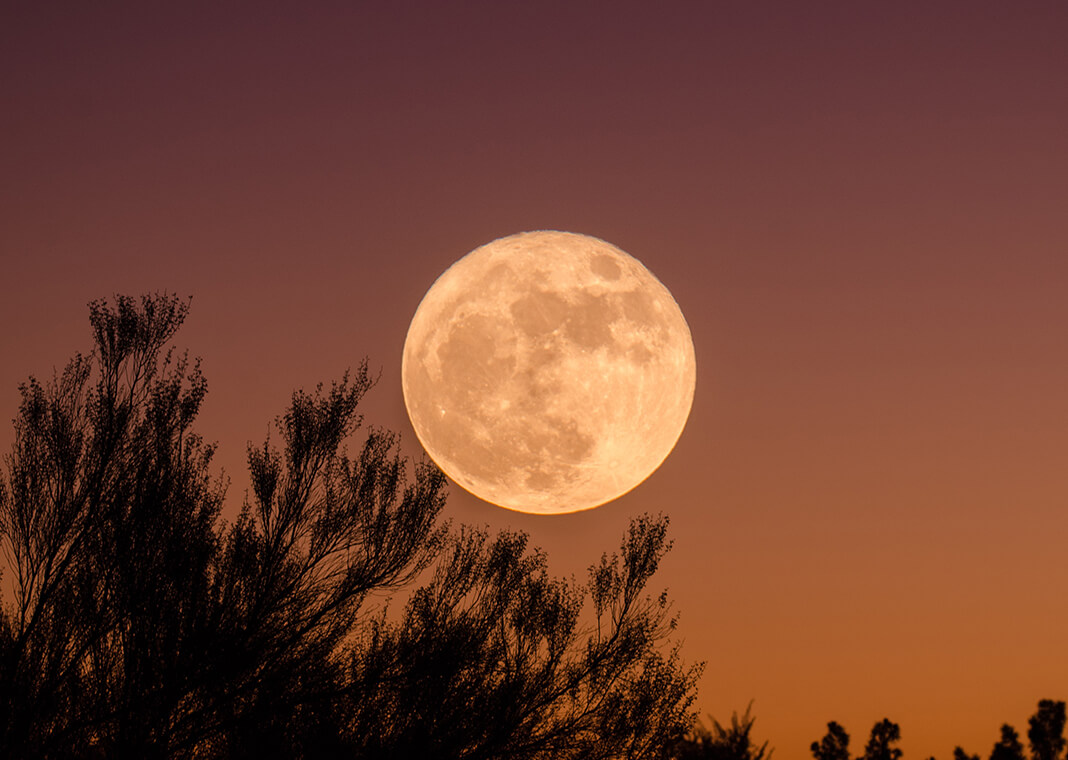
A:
[402, 231, 696, 514]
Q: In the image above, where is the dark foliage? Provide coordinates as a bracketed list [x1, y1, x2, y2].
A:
[0, 294, 701, 759]
[812, 722, 851, 760]
[810, 718, 901, 760]
[1028, 701, 1067, 760]
[862, 720, 903, 760]
[810, 701, 1063, 760]
[948, 705, 1066, 760]
[674, 701, 772, 760]
[990, 725, 1026, 760]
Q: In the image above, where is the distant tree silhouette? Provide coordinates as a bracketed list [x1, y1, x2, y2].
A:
[811, 722, 851, 760]
[805, 702, 1068, 760]
[1028, 700, 1066, 760]
[674, 701, 772, 760]
[861, 719, 903, 760]
[990, 725, 1026, 760]
[0, 294, 701, 759]
[811, 718, 900, 760]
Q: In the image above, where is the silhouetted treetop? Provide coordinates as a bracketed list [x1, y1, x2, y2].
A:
[1028, 701, 1066, 760]
[805, 701, 1063, 760]
[812, 722, 851, 760]
[675, 701, 772, 760]
[862, 719, 903, 760]
[990, 725, 1026, 760]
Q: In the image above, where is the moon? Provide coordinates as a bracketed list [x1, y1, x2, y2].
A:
[401, 231, 696, 514]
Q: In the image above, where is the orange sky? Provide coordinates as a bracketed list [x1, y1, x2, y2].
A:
[3, 3, 1067, 757]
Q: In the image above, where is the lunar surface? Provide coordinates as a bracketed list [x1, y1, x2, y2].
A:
[401, 231, 696, 514]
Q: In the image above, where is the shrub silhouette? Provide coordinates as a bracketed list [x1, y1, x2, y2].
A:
[811, 722, 851, 760]
[810, 719, 902, 760]
[1029, 701, 1067, 760]
[990, 725, 1027, 760]
[862, 719, 903, 760]
[810, 701, 1063, 760]
[675, 701, 772, 760]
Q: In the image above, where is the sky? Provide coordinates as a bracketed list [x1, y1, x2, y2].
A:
[3, 2, 1068, 756]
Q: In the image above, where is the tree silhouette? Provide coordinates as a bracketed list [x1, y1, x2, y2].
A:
[810, 718, 902, 760]
[811, 722, 851, 760]
[674, 701, 772, 760]
[1028, 700, 1066, 760]
[0, 294, 701, 759]
[990, 725, 1026, 760]
[861, 719, 903, 760]
[804, 702, 1068, 760]
[0, 294, 233, 757]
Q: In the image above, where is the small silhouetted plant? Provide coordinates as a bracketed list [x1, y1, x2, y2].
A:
[811, 718, 900, 760]
[862, 719, 903, 760]
[809, 701, 1064, 760]
[1028, 700, 1067, 760]
[674, 701, 772, 760]
[991, 725, 1026, 760]
[811, 722, 851, 760]
[0, 294, 702, 759]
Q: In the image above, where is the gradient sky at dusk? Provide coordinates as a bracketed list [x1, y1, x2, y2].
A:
[3, 3, 1068, 757]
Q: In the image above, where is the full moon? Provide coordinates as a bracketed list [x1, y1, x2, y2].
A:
[401, 231, 696, 514]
